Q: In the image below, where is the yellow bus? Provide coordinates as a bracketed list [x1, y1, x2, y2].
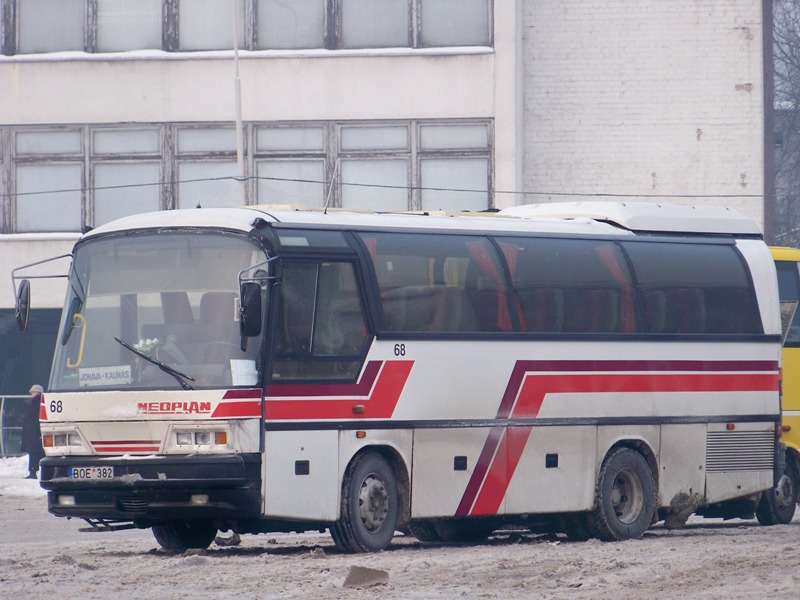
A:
[763, 246, 800, 524]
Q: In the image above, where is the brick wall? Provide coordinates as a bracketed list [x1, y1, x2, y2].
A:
[522, 0, 766, 228]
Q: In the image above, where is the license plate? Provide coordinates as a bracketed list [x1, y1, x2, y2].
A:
[69, 466, 114, 480]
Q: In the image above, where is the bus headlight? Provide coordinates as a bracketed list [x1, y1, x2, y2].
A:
[43, 432, 83, 448]
[174, 429, 228, 448]
[194, 431, 211, 445]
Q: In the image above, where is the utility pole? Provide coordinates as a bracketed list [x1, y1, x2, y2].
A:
[232, 0, 245, 205]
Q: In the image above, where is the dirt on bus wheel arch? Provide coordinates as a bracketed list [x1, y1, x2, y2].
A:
[1, 492, 799, 599]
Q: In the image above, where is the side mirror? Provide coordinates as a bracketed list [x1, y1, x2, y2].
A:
[15, 279, 30, 332]
[239, 282, 262, 337]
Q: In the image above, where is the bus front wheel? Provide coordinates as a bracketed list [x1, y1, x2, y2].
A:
[330, 452, 399, 553]
[587, 447, 656, 541]
[152, 520, 217, 552]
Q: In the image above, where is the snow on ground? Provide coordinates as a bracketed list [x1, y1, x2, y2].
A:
[2, 456, 800, 599]
[0, 455, 47, 497]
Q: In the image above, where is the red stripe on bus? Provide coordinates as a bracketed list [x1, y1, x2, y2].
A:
[91, 440, 159, 445]
[40, 396, 47, 421]
[222, 388, 263, 400]
[95, 446, 160, 453]
[457, 362, 780, 517]
[211, 400, 262, 418]
[265, 361, 383, 398]
[454, 426, 503, 516]
[263, 360, 413, 420]
[496, 360, 779, 418]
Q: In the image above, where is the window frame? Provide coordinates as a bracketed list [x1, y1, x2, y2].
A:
[0, 119, 494, 233]
[0, 0, 493, 54]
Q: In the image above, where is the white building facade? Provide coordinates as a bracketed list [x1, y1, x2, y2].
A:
[0, 0, 772, 394]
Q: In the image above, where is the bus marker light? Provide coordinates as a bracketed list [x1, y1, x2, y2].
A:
[190, 494, 209, 505]
[783, 424, 792, 433]
[214, 431, 228, 445]
[352, 404, 365, 414]
[43, 435, 54, 448]
[726, 423, 736, 431]
[356, 431, 366, 439]
[58, 495, 76, 506]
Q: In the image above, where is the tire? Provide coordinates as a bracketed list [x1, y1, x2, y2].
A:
[152, 520, 218, 552]
[408, 520, 442, 542]
[330, 452, 399, 553]
[756, 460, 799, 525]
[587, 447, 656, 541]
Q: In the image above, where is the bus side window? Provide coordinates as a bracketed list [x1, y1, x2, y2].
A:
[517, 287, 564, 332]
[362, 233, 504, 333]
[623, 241, 761, 335]
[641, 290, 666, 333]
[665, 288, 705, 333]
[271, 261, 368, 381]
[498, 237, 634, 335]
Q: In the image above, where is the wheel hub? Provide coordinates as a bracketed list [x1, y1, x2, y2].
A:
[358, 473, 389, 532]
[612, 467, 644, 524]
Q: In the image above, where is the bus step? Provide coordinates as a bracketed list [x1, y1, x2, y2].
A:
[79, 518, 138, 533]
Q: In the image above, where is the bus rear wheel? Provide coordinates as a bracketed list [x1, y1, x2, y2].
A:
[152, 520, 217, 552]
[756, 460, 798, 525]
[330, 452, 399, 553]
[587, 447, 655, 541]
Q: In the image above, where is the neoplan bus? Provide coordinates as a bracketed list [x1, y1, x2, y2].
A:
[13, 202, 783, 552]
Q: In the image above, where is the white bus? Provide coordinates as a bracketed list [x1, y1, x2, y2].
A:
[14, 202, 783, 551]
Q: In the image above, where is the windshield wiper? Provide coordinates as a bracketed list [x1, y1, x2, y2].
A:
[114, 337, 195, 390]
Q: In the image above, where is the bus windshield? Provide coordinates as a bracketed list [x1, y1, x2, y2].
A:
[50, 231, 267, 391]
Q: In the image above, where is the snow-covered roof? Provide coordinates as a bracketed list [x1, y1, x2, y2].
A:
[83, 201, 761, 242]
[498, 202, 762, 235]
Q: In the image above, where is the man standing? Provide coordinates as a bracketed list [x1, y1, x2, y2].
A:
[22, 384, 44, 480]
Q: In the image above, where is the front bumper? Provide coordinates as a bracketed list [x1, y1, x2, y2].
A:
[39, 453, 261, 521]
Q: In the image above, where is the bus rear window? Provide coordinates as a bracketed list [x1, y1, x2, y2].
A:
[621, 242, 762, 335]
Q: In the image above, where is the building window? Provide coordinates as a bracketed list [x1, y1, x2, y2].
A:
[176, 127, 241, 209]
[1, 119, 492, 233]
[92, 128, 162, 225]
[2, 0, 492, 55]
[255, 125, 327, 206]
[94, 162, 161, 225]
[341, 159, 409, 211]
[340, 0, 409, 49]
[18, 0, 84, 54]
[14, 130, 84, 233]
[16, 164, 83, 232]
[179, 0, 246, 51]
[97, 0, 163, 52]
[258, 160, 326, 206]
[256, 0, 325, 50]
[419, 0, 491, 47]
[420, 158, 488, 212]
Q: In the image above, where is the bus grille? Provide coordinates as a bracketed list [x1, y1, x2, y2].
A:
[116, 496, 148, 515]
[706, 430, 774, 472]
